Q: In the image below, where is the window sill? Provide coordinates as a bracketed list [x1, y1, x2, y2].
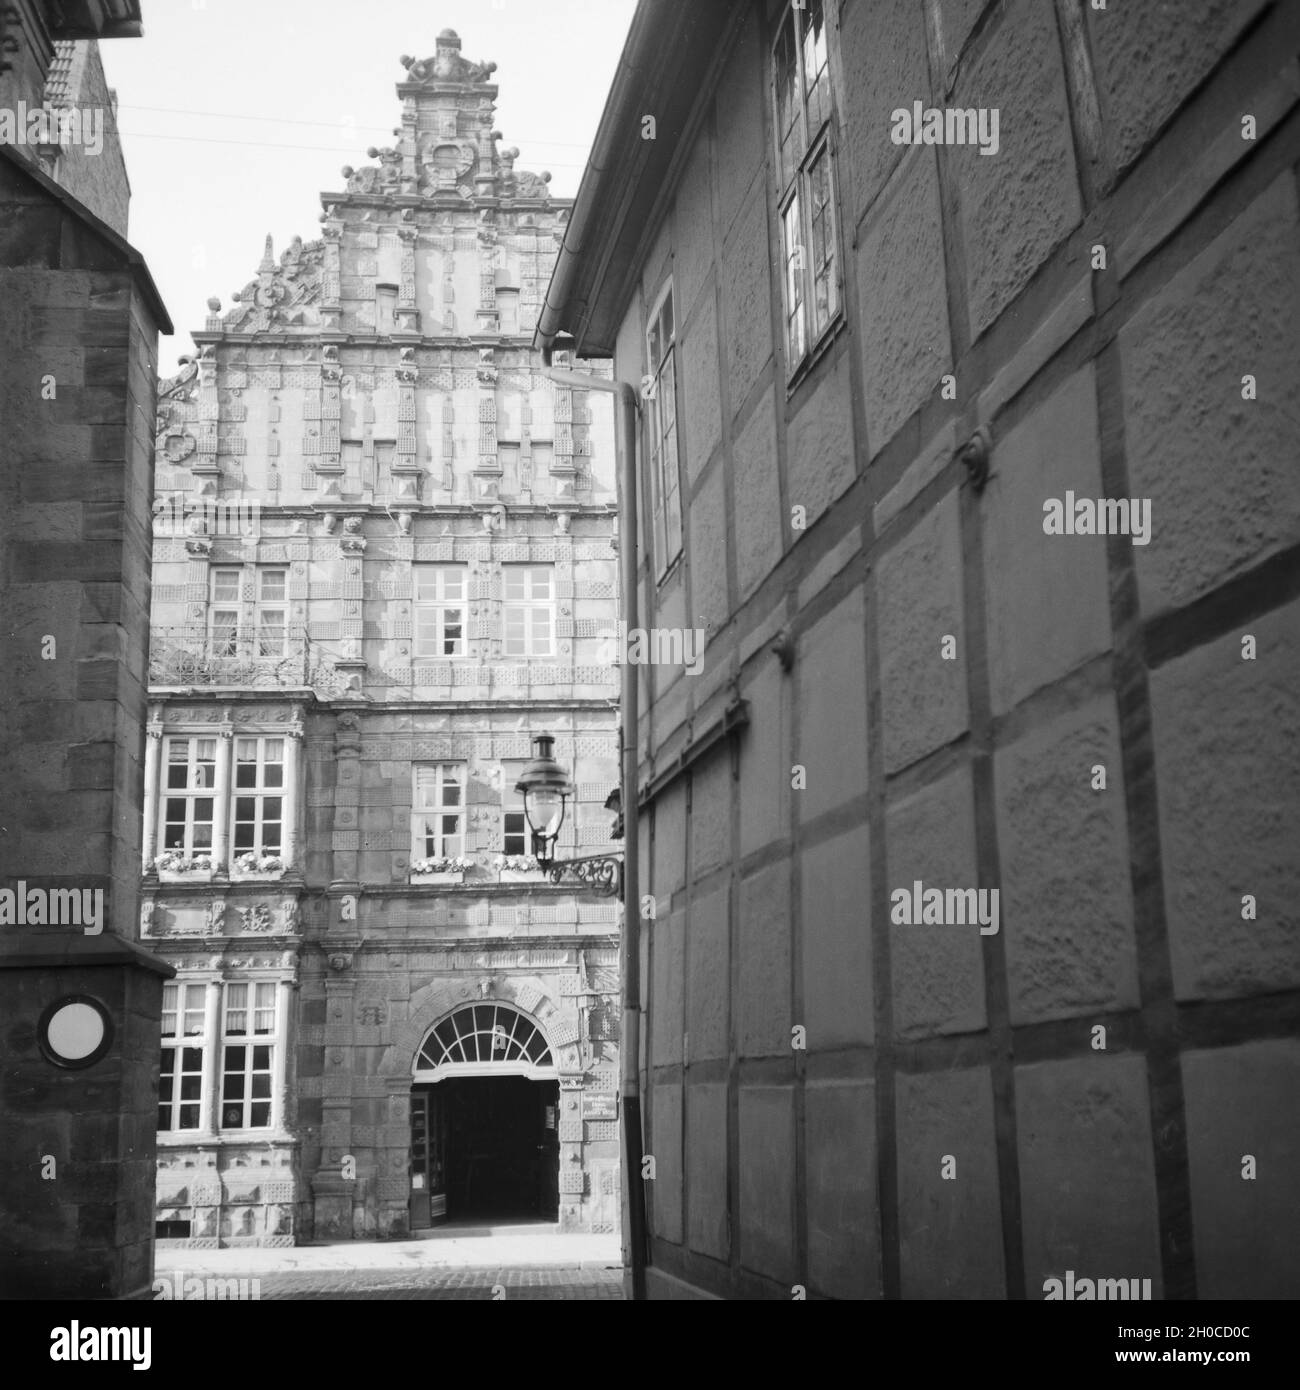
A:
[654, 554, 684, 592]
[229, 869, 287, 883]
[785, 314, 847, 401]
[156, 1130, 292, 1145]
[157, 869, 215, 885]
[410, 872, 466, 886]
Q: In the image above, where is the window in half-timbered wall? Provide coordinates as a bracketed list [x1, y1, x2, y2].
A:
[772, 0, 842, 370]
[644, 282, 682, 579]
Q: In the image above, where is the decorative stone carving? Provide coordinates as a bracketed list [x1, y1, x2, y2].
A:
[239, 904, 273, 933]
[340, 515, 367, 554]
[400, 33, 497, 87]
[224, 235, 325, 333]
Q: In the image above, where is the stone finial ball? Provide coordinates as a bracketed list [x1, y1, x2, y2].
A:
[366, 146, 379, 158]
[207, 297, 221, 312]
[341, 165, 354, 178]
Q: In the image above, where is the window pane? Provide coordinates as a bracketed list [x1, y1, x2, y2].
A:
[802, 0, 830, 134]
[212, 571, 240, 602]
[783, 196, 808, 361]
[808, 147, 836, 331]
[775, 18, 802, 186]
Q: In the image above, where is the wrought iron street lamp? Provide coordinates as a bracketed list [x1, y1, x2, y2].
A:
[514, 732, 623, 894]
[514, 732, 574, 869]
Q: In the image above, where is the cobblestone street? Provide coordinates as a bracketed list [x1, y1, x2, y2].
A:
[153, 1227, 625, 1300]
[217, 1267, 624, 1300]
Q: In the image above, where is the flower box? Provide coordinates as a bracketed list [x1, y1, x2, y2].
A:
[495, 857, 540, 884]
[158, 868, 215, 884]
[410, 871, 465, 886]
[231, 855, 285, 881]
[155, 854, 215, 884]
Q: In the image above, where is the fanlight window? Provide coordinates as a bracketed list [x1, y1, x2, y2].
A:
[413, 1004, 554, 1079]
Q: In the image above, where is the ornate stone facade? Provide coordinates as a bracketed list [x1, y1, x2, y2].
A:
[144, 34, 621, 1246]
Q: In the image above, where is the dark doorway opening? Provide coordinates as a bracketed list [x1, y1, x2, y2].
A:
[411, 1075, 559, 1227]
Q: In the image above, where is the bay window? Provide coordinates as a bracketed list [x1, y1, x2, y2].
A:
[157, 980, 284, 1136]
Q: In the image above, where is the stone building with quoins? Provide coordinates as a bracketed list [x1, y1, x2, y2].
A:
[0, 0, 174, 1301]
[538, 0, 1300, 1299]
[142, 30, 623, 1247]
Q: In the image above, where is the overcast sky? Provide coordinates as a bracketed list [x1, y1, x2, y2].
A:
[99, 0, 636, 363]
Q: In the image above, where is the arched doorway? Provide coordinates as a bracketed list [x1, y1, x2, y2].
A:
[408, 1002, 560, 1229]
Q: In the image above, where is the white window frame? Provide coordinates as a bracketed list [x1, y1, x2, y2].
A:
[219, 981, 277, 1132]
[502, 564, 554, 658]
[208, 566, 288, 658]
[209, 568, 241, 657]
[497, 289, 520, 336]
[501, 762, 529, 857]
[376, 284, 398, 334]
[231, 736, 285, 859]
[644, 281, 683, 579]
[414, 564, 468, 659]
[772, 0, 842, 372]
[161, 736, 217, 857]
[158, 982, 206, 1133]
[412, 762, 466, 860]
